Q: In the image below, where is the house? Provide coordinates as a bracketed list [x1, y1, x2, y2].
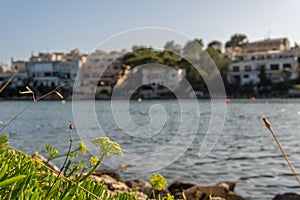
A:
[0, 64, 10, 88]
[79, 50, 130, 98]
[10, 60, 29, 87]
[227, 38, 299, 86]
[27, 49, 87, 95]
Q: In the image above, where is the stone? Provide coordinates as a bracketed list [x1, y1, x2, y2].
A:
[89, 174, 129, 192]
[93, 169, 123, 182]
[125, 179, 169, 199]
[125, 179, 152, 194]
[273, 193, 300, 200]
[168, 181, 195, 199]
[184, 182, 245, 200]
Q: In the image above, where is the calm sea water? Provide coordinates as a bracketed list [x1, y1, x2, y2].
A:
[1, 99, 300, 199]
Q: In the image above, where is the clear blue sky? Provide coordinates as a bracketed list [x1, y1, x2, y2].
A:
[1, 0, 300, 64]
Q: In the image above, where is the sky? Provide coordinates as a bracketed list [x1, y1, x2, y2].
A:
[1, 0, 300, 65]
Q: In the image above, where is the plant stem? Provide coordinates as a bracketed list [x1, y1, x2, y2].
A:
[146, 184, 156, 200]
[0, 103, 32, 133]
[262, 116, 300, 185]
[45, 121, 73, 198]
[80, 153, 105, 182]
[0, 71, 18, 94]
[6, 145, 101, 200]
[0, 84, 65, 133]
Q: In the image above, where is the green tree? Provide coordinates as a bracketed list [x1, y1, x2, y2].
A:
[207, 40, 223, 53]
[206, 46, 231, 83]
[122, 48, 163, 66]
[164, 41, 181, 54]
[225, 33, 248, 48]
[183, 38, 203, 56]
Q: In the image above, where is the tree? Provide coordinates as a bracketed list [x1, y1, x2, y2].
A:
[225, 34, 248, 48]
[183, 38, 204, 56]
[206, 46, 231, 82]
[164, 41, 181, 54]
[207, 40, 223, 53]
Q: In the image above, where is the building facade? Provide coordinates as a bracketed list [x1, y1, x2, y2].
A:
[27, 49, 87, 95]
[79, 50, 130, 98]
[227, 38, 299, 86]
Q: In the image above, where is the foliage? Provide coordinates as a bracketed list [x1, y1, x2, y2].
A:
[122, 47, 181, 68]
[91, 137, 123, 158]
[225, 33, 248, 48]
[0, 134, 135, 199]
[147, 173, 174, 200]
[150, 174, 168, 190]
[164, 40, 181, 54]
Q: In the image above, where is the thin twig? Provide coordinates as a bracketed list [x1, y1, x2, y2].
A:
[0, 103, 32, 133]
[36, 84, 65, 101]
[0, 71, 18, 94]
[45, 121, 74, 198]
[0, 84, 65, 133]
[262, 115, 300, 185]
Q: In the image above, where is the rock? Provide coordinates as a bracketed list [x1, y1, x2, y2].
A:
[89, 174, 129, 192]
[184, 181, 245, 200]
[168, 181, 195, 199]
[135, 191, 147, 200]
[125, 179, 169, 199]
[117, 164, 137, 172]
[93, 169, 123, 182]
[273, 193, 300, 200]
[125, 179, 152, 194]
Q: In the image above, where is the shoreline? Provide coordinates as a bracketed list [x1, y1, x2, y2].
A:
[41, 155, 300, 200]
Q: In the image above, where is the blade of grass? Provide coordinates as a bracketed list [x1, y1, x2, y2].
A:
[6, 145, 102, 200]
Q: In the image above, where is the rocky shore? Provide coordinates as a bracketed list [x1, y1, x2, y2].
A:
[36, 154, 300, 200]
[78, 170, 300, 200]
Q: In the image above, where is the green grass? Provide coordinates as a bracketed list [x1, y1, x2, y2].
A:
[0, 134, 138, 200]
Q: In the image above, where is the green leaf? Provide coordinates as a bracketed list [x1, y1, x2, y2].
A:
[0, 175, 26, 188]
[43, 144, 58, 159]
[0, 164, 8, 180]
[47, 179, 61, 199]
[0, 134, 8, 145]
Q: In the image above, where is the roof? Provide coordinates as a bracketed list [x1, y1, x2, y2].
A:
[249, 37, 289, 45]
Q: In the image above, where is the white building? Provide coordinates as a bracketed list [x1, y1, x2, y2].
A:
[79, 50, 128, 97]
[28, 49, 87, 93]
[0, 64, 9, 73]
[142, 67, 186, 88]
[227, 38, 299, 85]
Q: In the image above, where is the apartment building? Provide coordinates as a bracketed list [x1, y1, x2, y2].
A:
[227, 38, 299, 86]
[79, 50, 130, 98]
[28, 49, 87, 94]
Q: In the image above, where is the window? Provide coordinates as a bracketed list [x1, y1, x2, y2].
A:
[283, 63, 291, 69]
[256, 65, 265, 71]
[244, 65, 252, 72]
[243, 75, 249, 78]
[233, 66, 239, 72]
[270, 64, 279, 71]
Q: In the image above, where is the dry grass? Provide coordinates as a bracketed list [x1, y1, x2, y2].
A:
[263, 115, 300, 185]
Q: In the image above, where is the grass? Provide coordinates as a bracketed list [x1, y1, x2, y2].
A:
[0, 135, 138, 199]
